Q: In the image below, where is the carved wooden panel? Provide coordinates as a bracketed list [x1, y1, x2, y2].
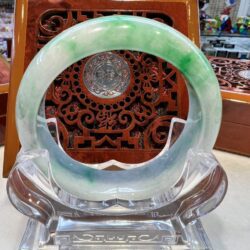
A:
[37, 10, 188, 163]
[208, 57, 250, 94]
[211, 57, 250, 156]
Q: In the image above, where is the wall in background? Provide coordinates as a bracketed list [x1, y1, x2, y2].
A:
[238, 0, 250, 16]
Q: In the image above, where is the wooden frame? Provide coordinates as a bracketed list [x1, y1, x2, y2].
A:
[3, 0, 28, 176]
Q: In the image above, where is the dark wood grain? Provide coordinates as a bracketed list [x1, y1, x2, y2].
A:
[215, 100, 250, 156]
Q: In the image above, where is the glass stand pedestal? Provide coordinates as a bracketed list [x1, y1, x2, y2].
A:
[21, 217, 212, 250]
[8, 148, 227, 250]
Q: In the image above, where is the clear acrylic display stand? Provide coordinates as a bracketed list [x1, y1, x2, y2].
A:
[7, 118, 228, 250]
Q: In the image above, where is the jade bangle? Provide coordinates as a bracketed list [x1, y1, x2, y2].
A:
[16, 16, 221, 201]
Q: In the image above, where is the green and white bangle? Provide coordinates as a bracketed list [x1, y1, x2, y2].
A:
[16, 15, 222, 201]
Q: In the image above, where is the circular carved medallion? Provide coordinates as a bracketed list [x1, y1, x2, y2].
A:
[238, 70, 250, 80]
[83, 52, 131, 98]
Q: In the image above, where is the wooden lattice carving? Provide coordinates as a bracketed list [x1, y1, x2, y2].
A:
[37, 10, 188, 164]
[208, 57, 250, 94]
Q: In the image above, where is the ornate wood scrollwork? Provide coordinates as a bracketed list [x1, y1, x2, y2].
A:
[208, 57, 250, 94]
[38, 10, 187, 163]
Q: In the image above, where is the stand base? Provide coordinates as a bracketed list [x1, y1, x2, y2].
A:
[20, 217, 213, 250]
[10, 151, 226, 250]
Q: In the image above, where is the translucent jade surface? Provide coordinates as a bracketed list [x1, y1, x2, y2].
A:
[16, 16, 222, 201]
